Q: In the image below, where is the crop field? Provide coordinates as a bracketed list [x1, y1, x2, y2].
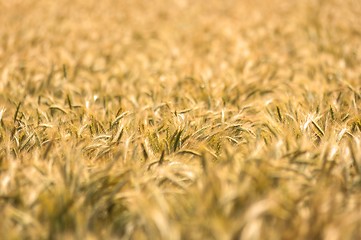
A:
[0, 0, 361, 239]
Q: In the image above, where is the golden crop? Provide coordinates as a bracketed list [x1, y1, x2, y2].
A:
[0, 0, 360, 239]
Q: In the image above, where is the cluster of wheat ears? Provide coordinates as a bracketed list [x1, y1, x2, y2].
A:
[0, 0, 361, 239]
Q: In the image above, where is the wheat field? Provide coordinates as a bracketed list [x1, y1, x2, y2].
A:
[0, 0, 361, 239]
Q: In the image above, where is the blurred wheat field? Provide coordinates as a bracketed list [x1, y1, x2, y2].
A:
[0, 0, 361, 239]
